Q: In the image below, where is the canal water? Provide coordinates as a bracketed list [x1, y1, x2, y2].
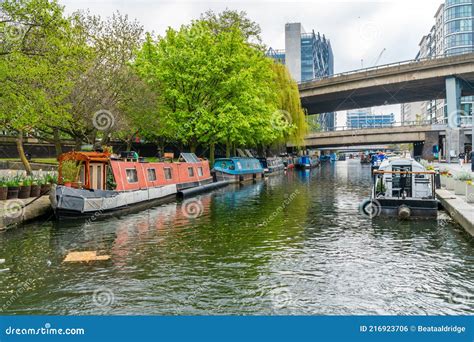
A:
[0, 160, 473, 315]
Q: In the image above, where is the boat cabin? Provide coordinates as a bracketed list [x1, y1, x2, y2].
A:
[58, 151, 212, 192]
[374, 158, 434, 199]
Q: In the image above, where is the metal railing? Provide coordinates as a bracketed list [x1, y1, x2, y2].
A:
[309, 120, 432, 133]
[299, 52, 474, 84]
[308, 117, 473, 133]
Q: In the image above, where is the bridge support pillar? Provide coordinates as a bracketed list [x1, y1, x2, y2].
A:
[445, 77, 463, 163]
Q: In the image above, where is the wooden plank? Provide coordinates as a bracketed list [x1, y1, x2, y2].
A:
[63, 251, 110, 263]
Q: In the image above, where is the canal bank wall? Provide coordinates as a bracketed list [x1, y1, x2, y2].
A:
[436, 189, 474, 237]
[0, 196, 52, 231]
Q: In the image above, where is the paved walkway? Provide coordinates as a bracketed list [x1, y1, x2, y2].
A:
[433, 162, 474, 237]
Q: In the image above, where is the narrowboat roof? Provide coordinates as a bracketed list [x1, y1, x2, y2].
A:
[215, 157, 260, 161]
[59, 151, 111, 163]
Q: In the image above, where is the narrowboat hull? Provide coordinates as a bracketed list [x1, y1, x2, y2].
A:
[213, 170, 263, 183]
[371, 198, 438, 218]
[50, 184, 178, 220]
[266, 164, 285, 174]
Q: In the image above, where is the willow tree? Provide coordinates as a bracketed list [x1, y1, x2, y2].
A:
[271, 63, 307, 147]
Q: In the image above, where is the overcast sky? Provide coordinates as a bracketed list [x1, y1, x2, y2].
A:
[60, 0, 444, 124]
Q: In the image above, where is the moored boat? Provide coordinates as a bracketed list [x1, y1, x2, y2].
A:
[258, 157, 285, 174]
[361, 157, 438, 219]
[50, 151, 215, 219]
[212, 157, 264, 183]
[295, 155, 320, 169]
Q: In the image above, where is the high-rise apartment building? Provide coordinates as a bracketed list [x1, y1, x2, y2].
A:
[401, 1, 473, 124]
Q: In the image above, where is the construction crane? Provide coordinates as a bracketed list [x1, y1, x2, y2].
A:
[361, 49, 385, 69]
[372, 48, 386, 67]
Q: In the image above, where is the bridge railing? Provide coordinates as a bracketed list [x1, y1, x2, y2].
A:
[300, 52, 474, 84]
[310, 120, 432, 133]
[309, 117, 473, 133]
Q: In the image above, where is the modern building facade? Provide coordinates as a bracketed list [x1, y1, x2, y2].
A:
[267, 23, 335, 130]
[401, 1, 474, 124]
[346, 108, 395, 129]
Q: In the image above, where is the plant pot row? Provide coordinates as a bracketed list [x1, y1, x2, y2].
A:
[0, 184, 52, 201]
[440, 175, 474, 203]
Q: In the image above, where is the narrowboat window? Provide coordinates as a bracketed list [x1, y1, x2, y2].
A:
[97, 165, 102, 189]
[188, 167, 194, 177]
[126, 169, 138, 183]
[164, 168, 173, 180]
[236, 161, 242, 170]
[147, 168, 157, 181]
[197, 167, 203, 177]
[80, 165, 85, 184]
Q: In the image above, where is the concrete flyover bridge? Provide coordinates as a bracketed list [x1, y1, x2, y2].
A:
[288, 121, 473, 160]
[298, 53, 474, 158]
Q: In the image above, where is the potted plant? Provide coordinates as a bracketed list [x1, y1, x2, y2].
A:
[439, 167, 449, 187]
[454, 171, 472, 196]
[446, 173, 455, 190]
[6, 177, 20, 199]
[40, 174, 51, 195]
[61, 160, 81, 187]
[18, 176, 32, 199]
[30, 177, 41, 197]
[466, 180, 474, 203]
[0, 178, 7, 201]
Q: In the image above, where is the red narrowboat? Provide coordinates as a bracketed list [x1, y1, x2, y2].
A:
[50, 151, 213, 219]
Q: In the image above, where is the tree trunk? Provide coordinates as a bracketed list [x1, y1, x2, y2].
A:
[16, 130, 32, 176]
[225, 141, 231, 158]
[126, 138, 133, 151]
[190, 144, 197, 153]
[232, 144, 236, 157]
[53, 128, 62, 158]
[74, 136, 82, 151]
[209, 142, 215, 167]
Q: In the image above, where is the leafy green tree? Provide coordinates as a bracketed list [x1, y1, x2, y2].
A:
[135, 13, 291, 163]
[0, 0, 82, 173]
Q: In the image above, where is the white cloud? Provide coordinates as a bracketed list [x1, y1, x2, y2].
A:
[60, 0, 443, 121]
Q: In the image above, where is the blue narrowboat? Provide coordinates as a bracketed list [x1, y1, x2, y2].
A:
[257, 157, 285, 174]
[319, 154, 331, 162]
[212, 157, 265, 183]
[295, 155, 320, 169]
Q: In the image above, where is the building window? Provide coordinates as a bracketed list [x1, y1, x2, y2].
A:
[126, 169, 138, 183]
[164, 168, 172, 180]
[147, 168, 157, 181]
[445, 5, 472, 21]
[197, 167, 203, 177]
[188, 167, 194, 177]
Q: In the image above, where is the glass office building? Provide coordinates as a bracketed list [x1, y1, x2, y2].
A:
[346, 109, 395, 129]
[267, 23, 335, 130]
